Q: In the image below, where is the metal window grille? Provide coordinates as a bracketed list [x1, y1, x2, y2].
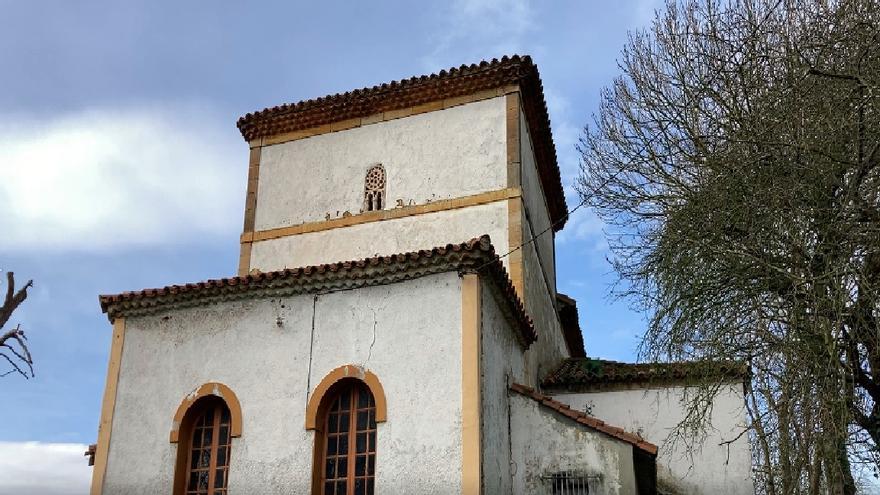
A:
[541, 470, 597, 495]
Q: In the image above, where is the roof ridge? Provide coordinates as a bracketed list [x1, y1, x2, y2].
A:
[541, 358, 749, 388]
[237, 55, 532, 125]
[510, 382, 658, 456]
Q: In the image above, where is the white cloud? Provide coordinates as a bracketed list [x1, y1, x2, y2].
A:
[557, 207, 605, 247]
[0, 106, 244, 252]
[0, 442, 91, 495]
[423, 0, 535, 70]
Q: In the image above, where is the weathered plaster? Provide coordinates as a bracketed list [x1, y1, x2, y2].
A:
[479, 279, 528, 494]
[102, 273, 463, 495]
[249, 201, 509, 272]
[519, 107, 555, 291]
[254, 97, 507, 231]
[553, 384, 754, 495]
[521, 218, 569, 380]
[509, 394, 638, 495]
[516, 106, 568, 382]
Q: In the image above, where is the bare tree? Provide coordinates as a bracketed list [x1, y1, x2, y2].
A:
[1, 271, 34, 379]
[577, 0, 879, 493]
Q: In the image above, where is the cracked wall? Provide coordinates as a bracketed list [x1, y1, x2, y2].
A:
[509, 394, 637, 494]
[102, 272, 463, 495]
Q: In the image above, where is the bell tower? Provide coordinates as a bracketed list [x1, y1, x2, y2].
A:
[236, 55, 571, 368]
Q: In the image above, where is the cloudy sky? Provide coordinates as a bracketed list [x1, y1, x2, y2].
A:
[0, 1, 662, 492]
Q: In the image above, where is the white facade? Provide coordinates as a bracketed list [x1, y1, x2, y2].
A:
[553, 385, 755, 494]
[253, 97, 507, 233]
[251, 202, 509, 272]
[510, 394, 638, 494]
[103, 273, 464, 494]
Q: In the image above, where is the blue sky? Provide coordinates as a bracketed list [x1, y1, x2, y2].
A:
[0, 1, 661, 491]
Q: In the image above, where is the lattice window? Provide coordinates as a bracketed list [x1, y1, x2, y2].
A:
[363, 165, 385, 212]
[320, 381, 377, 495]
[184, 401, 233, 495]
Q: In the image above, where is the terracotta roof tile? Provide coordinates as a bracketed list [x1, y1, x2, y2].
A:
[510, 383, 658, 456]
[556, 293, 585, 358]
[99, 235, 537, 348]
[542, 358, 749, 390]
[236, 55, 568, 231]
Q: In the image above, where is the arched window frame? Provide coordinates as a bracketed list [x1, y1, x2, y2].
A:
[307, 365, 387, 495]
[363, 164, 386, 212]
[170, 383, 243, 495]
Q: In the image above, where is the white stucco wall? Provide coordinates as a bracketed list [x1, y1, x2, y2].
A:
[521, 221, 568, 380]
[510, 394, 637, 495]
[255, 97, 507, 231]
[516, 107, 568, 381]
[519, 107, 555, 292]
[553, 384, 754, 495]
[479, 280, 530, 494]
[250, 201, 508, 271]
[102, 273, 463, 495]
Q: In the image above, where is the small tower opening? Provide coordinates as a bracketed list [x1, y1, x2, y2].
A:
[364, 164, 386, 212]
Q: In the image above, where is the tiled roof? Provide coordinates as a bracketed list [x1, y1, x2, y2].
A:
[99, 236, 537, 347]
[556, 293, 585, 358]
[510, 383, 658, 456]
[542, 358, 749, 390]
[236, 55, 568, 231]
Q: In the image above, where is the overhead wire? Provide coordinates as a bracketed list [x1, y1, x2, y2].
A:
[476, 195, 590, 272]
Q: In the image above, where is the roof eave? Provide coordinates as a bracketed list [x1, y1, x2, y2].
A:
[236, 55, 568, 231]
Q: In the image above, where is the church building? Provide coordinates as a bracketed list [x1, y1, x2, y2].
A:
[88, 56, 754, 494]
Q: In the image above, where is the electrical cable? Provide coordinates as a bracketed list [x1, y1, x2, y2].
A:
[476, 196, 590, 272]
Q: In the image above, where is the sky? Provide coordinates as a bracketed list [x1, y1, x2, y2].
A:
[0, 1, 663, 492]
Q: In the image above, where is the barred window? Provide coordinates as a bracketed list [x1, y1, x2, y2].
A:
[320, 380, 377, 495]
[363, 165, 385, 212]
[542, 470, 594, 495]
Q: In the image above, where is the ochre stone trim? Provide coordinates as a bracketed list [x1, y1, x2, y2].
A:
[242, 146, 262, 233]
[90, 317, 126, 495]
[170, 382, 243, 443]
[241, 188, 521, 244]
[250, 86, 517, 148]
[507, 197, 525, 300]
[238, 146, 262, 276]
[238, 243, 253, 277]
[305, 365, 388, 430]
[461, 273, 482, 495]
[506, 92, 521, 188]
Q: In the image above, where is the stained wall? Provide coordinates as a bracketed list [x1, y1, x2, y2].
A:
[553, 384, 754, 495]
[101, 273, 463, 495]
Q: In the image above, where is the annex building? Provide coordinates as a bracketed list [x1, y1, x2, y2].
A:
[88, 56, 754, 494]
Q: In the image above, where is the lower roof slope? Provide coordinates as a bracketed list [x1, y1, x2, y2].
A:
[510, 383, 657, 455]
[542, 358, 749, 391]
[99, 235, 536, 347]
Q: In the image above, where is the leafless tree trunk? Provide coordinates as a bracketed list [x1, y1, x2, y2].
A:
[1, 271, 34, 379]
